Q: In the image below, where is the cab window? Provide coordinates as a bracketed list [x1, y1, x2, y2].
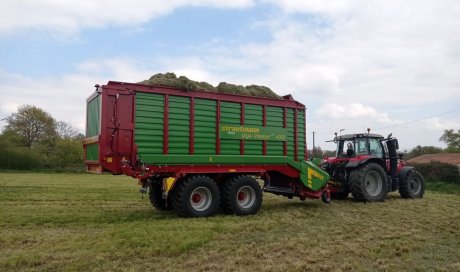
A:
[355, 138, 368, 155]
[369, 138, 383, 157]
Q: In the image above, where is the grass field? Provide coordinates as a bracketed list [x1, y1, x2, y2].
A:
[1, 173, 459, 272]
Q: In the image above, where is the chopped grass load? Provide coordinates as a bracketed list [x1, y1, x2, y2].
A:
[139, 72, 282, 99]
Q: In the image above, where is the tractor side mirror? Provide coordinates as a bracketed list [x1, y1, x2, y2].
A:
[394, 139, 399, 150]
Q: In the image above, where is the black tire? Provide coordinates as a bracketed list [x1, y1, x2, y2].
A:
[220, 175, 263, 216]
[399, 170, 425, 199]
[173, 175, 220, 217]
[321, 191, 331, 203]
[148, 177, 170, 210]
[350, 163, 388, 202]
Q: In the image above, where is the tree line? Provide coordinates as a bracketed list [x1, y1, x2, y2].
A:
[0, 105, 83, 170]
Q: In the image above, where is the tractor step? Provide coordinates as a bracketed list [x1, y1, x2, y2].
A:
[264, 185, 294, 196]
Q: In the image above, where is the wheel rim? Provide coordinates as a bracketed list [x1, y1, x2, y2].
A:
[190, 187, 212, 212]
[408, 175, 422, 195]
[364, 171, 383, 197]
[236, 186, 256, 209]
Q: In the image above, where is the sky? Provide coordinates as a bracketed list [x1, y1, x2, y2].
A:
[0, 0, 459, 151]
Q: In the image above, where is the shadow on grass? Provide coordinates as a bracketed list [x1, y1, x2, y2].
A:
[261, 198, 325, 211]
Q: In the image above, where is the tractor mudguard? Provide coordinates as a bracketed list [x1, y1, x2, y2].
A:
[398, 166, 415, 184]
[345, 157, 384, 169]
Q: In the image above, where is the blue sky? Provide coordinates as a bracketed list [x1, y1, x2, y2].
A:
[1, 0, 459, 150]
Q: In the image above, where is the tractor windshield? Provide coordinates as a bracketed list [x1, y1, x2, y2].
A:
[355, 138, 383, 157]
[337, 137, 384, 158]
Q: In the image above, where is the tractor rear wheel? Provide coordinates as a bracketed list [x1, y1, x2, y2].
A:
[399, 170, 425, 199]
[173, 175, 220, 217]
[220, 175, 262, 216]
[350, 163, 388, 202]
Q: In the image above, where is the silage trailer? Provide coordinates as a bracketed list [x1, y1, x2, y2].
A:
[83, 81, 330, 217]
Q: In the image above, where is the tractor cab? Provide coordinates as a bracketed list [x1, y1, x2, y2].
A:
[335, 133, 385, 159]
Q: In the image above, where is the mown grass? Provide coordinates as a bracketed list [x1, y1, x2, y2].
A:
[0, 173, 459, 271]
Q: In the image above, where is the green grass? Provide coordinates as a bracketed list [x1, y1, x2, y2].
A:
[1, 173, 459, 271]
[425, 180, 460, 194]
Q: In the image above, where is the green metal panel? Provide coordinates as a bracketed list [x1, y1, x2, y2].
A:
[299, 160, 330, 191]
[134, 92, 307, 165]
[286, 109, 295, 158]
[194, 99, 216, 155]
[135, 92, 164, 159]
[298, 110, 306, 160]
[266, 106, 284, 156]
[85, 143, 99, 161]
[244, 104, 263, 155]
[220, 102, 241, 155]
[86, 95, 101, 137]
[169, 96, 190, 155]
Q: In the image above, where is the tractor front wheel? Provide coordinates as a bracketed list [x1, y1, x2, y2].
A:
[400, 170, 425, 199]
[350, 163, 388, 202]
[172, 175, 220, 217]
[220, 175, 262, 216]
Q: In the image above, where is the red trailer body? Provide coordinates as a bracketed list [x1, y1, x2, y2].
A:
[83, 81, 309, 178]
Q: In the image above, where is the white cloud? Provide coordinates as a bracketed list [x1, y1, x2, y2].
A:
[0, 0, 254, 36]
[1, 1, 459, 150]
[0, 59, 156, 132]
[422, 117, 460, 132]
[0, 57, 222, 132]
[262, 0, 357, 14]
[315, 103, 393, 124]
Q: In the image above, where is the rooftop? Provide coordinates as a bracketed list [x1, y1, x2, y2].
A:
[407, 153, 460, 165]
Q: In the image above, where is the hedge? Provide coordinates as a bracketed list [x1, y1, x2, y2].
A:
[410, 161, 460, 183]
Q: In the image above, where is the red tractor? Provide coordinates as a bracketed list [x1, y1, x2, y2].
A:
[321, 132, 425, 202]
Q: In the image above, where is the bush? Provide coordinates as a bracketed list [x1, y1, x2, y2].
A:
[0, 132, 42, 170]
[50, 138, 84, 168]
[410, 161, 460, 183]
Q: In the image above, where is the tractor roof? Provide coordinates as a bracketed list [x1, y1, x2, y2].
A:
[336, 133, 384, 141]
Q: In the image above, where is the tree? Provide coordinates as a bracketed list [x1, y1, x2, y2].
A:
[5, 105, 56, 148]
[56, 121, 81, 139]
[308, 146, 323, 158]
[439, 129, 460, 152]
[405, 145, 444, 160]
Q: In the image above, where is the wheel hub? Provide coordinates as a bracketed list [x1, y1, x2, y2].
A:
[189, 187, 212, 211]
[364, 170, 383, 197]
[237, 191, 246, 201]
[409, 177, 421, 194]
[192, 193, 202, 203]
[236, 186, 256, 209]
